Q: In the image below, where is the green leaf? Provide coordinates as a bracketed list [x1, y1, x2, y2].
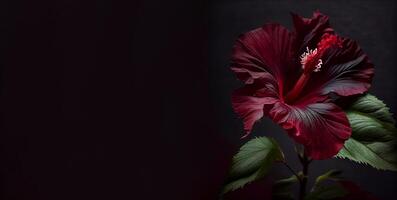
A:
[337, 94, 397, 171]
[314, 170, 342, 187]
[222, 137, 284, 195]
[272, 175, 299, 200]
[347, 94, 395, 124]
[305, 185, 347, 200]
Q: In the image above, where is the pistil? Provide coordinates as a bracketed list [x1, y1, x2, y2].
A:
[285, 73, 311, 103]
[285, 34, 342, 103]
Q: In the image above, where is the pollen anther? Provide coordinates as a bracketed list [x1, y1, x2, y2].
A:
[299, 34, 342, 74]
[314, 59, 323, 72]
[300, 47, 322, 73]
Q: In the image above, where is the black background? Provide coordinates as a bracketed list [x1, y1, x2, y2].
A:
[0, 0, 396, 199]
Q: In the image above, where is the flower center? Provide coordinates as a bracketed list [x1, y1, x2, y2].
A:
[285, 34, 342, 103]
[301, 34, 342, 74]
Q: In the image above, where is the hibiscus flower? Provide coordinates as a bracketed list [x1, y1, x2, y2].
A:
[231, 11, 374, 159]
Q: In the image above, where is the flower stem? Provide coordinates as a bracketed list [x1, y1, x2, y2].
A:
[298, 151, 310, 200]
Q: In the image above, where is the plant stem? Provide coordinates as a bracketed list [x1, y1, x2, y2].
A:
[298, 152, 310, 200]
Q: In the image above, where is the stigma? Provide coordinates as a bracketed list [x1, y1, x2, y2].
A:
[299, 34, 342, 74]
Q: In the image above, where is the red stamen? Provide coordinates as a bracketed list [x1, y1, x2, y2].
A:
[302, 33, 342, 74]
[302, 51, 321, 74]
[286, 34, 342, 103]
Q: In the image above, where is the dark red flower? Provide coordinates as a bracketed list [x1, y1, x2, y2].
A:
[231, 11, 374, 159]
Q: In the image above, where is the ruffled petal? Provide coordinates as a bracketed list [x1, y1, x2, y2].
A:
[292, 11, 334, 52]
[231, 23, 297, 93]
[269, 101, 351, 159]
[231, 75, 280, 136]
[297, 38, 374, 104]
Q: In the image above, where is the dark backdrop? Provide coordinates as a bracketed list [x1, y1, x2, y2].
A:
[0, 0, 396, 200]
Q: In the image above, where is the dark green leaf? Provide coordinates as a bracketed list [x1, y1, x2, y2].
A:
[305, 185, 347, 200]
[337, 94, 397, 171]
[337, 180, 380, 200]
[314, 170, 342, 187]
[347, 94, 395, 124]
[272, 175, 299, 200]
[222, 137, 284, 195]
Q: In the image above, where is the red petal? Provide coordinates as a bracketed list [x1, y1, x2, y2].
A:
[292, 11, 334, 52]
[231, 24, 297, 93]
[231, 76, 279, 136]
[269, 101, 351, 159]
[298, 38, 374, 104]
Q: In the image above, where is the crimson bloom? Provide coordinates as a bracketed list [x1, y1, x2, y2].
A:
[231, 11, 374, 159]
